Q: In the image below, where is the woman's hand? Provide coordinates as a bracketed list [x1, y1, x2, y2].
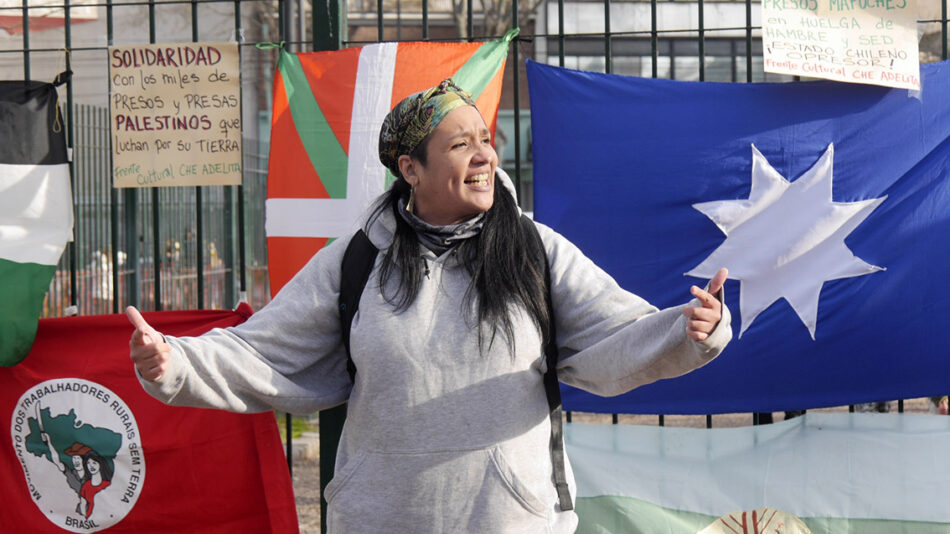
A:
[126, 306, 170, 382]
[683, 268, 728, 342]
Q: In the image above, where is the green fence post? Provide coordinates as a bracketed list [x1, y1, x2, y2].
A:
[311, 3, 346, 532]
[314, 0, 344, 51]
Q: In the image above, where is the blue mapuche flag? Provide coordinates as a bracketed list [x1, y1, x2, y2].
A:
[527, 59, 950, 414]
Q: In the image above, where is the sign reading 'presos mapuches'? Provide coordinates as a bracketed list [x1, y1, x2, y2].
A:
[109, 42, 242, 188]
[762, 0, 919, 91]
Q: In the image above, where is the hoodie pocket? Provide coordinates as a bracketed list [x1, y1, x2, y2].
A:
[326, 447, 551, 533]
[488, 446, 548, 516]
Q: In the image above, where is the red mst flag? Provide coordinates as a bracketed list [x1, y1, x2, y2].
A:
[0, 304, 298, 533]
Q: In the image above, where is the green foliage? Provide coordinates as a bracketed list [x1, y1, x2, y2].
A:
[274, 412, 315, 440]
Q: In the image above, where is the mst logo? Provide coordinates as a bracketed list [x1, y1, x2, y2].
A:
[10, 379, 145, 533]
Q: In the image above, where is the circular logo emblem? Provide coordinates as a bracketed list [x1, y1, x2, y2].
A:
[10, 379, 145, 532]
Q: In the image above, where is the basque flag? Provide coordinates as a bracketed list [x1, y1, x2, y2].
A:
[0, 80, 74, 366]
[527, 59, 950, 414]
[1, 306, 298, 533]
[265, 32, 515, 295]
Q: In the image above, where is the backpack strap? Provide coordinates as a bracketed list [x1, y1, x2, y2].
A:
[322, 229, 380, 531]
[338, 229, 379, 383]
[519, 214, 573, 511]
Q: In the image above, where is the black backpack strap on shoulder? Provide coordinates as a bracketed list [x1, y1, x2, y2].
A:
[323, 229, 379, 533]
[338, 229, 379, 384]
[519, 214, 573, 511]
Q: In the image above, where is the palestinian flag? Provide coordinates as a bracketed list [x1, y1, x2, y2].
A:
[265, 30, 516, 295]
[565, 413, 950, 533]
[0, 81, 74, 366]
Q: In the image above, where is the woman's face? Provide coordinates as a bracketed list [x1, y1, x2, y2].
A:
[86, 457, 100, 475]
[399, 105, 498, 226]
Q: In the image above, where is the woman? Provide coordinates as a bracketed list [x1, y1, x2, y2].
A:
[78, 449, 113, 519]
[128, 79, 731, 533]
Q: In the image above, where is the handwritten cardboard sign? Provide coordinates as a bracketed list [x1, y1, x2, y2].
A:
[762, 0, 919, 91]
[109, 42, 242, 188]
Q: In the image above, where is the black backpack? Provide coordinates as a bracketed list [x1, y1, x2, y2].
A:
[324, 214, 572, 515]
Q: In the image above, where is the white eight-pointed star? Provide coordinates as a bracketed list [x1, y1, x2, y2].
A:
[686, 143, 886, 340]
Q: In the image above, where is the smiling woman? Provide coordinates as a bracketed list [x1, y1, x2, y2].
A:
[397, 105, 497, 226]
[127, 78, 732, 534]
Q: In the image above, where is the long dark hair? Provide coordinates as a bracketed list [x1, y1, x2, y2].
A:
[82, 450, 114, 483]
[365, 176, 550, 352]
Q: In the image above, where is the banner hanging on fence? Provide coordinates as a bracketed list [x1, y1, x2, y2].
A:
[761, 0, 920, 90]
[264, 31, 515, 295]
[0, 306, 298, 534]
[109, 42, 242, 188]
[0, 80, 74, 367]
[528, 59, 950, 414]
[566, 414, 950, 533]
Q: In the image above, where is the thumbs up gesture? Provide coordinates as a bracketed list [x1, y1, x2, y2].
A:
[683, 267, 728, 342]
[126, 306, 170, 382]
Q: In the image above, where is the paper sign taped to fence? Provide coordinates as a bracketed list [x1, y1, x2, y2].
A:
[109, 42, 242, 188]
[762, 0, 919, 91]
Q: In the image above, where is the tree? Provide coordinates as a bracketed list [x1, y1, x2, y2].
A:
[450, 0, 543, 39]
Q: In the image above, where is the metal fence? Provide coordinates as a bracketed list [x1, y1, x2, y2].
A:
[3, 0, 949, 530]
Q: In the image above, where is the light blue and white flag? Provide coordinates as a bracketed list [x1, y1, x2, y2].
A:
[565, 414, 950, 533]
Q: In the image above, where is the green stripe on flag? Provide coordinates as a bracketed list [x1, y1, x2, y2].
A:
[576, 495, 713, 534]
[576, 495, 950, 534]
[0, 258, 56, 366]
[278, 48, 348, 199]
[452, 28, 518, 100]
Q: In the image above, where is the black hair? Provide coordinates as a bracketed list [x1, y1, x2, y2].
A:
[365, 172, 550, 352]
[83, 450, 114, 483]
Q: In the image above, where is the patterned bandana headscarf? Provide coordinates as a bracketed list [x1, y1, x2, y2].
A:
[378, 79, 476, 177]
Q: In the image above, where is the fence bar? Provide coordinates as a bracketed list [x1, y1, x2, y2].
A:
[650, 0, 657, 78]
[106, 0, 119, 313]
[511, 0, 521, 196]
[698, 0, 705, 81]
[64, 0, 78, 310]
[557, 0, 564, 66]
[192, 0, 205, 309]
[466, 0, 473, 40]
[21, 0, 28, 80]
[311, 5, 347, 530]
[314, 0, 343, 50]
[604, 0, 611, 73]
[377, 0, 384, 40]
[237, 186, 247, 294]
[279, 0, 289, 50]
[285, 412, 293, 475]
[944, 0, 948, 60]
[422, 0, 428, 39]
[670, 40, 676, 79]
[274, 0, 297, 476]
[149, 0, 162, 310]
[233, 0, 246, 302]
[745, 0, 752, 82]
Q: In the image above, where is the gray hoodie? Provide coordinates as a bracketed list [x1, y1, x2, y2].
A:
[139, 170, 732, 533]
